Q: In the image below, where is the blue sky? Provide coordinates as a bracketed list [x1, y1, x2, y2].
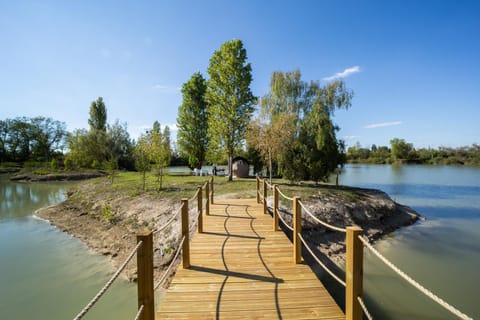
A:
[1, 0, 479, 148]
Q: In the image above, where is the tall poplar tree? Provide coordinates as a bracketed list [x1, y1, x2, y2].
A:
[205, 39, 256, 181]
[88, 97, 107, 132]
[177, 72, 208, 169]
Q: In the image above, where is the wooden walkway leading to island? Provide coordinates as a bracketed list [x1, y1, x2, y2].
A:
[156, 198, 344, 319]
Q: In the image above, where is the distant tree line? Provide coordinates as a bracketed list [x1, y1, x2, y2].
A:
[2, 39, 354, 186]
[347, 138, 480, 166]
[0, 117, 67, 163]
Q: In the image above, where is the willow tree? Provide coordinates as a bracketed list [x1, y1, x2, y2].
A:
[251, 69, 352, 183]
[177, 72, 208, 169]
[205, 39, 256, 181]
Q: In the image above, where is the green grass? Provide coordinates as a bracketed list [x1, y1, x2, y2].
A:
[80, 172, 367, 205]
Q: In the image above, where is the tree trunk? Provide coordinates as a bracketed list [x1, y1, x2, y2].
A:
[228, 152, 233, 182]
[142, 169, 146, 191]
[268, 149, 272, 185]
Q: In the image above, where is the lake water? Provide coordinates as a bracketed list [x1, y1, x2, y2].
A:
[1, 165, 479, 319]
[0, 176, 136, 319]
[335, 165, 480, 319]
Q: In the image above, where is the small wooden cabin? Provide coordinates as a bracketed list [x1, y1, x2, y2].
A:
[232, 156, 249, 178]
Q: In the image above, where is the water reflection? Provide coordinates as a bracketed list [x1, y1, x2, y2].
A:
[336, 165, 480, 319]
[0, 176, 67, 219]
[0, 176, 137, 319]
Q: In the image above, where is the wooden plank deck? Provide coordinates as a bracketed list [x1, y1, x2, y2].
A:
[157, 198, 345, 319]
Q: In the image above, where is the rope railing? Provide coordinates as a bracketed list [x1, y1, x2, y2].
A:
[298, 200, 347, 233]
[153, 203, 183, 235]
[358, 235, 473, 320]
[357, 297, 373, 320]
[257, 189, 264, 202]
[265, 180, 273, 190]
[133, 305, 144, 320]
[276, 208, 294, 231]
[154, 236, 186, 290]
[188, 187, 200, 202]
[277, 187, 294, 201]
[73, 240, 144, 320]
[298, 233, 346, 287]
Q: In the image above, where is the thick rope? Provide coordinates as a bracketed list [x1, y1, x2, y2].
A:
[358, 296, 373, 320]
[264, 180, 273, 190]
[298, 200, 346, 233]
[298, 233, 346, 287]
[154, 236, 186, 290]
[276, 208, 294, 231]
[359, 235, 473, 320]
[73, 241, 144, 320]
[133, 305, 144, 320]
[257, 189, 264, 202]
[153, 203, 183, 235]
[277, 187, 294, 201]
[188, 188, 200, 202]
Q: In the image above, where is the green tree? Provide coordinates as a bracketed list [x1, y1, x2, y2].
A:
[150, 123, 172, 191]
[390, 138, 414, 161]
[177, 72, 209, 169]
[30, 117, 67, 161]
[134, 134, 151, 191]
[106, 120, 133, 181]
[252, 69, 352, 182]
[88, 97, 107, 132]
[205, 39, 256, 181]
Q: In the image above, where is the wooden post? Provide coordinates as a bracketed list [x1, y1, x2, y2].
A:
[181, 198, 190, 268]
[273, 185, 279, 231]
[256, 175, 260, 204]
[137, 231, 154, 320]
[346, 226, 363, 320]
[263, 179, 267, 214]
[293, 196, 302, 264]
[210, 176, 214, 204]
[197, 186, 203, 233]
[205, 182, 210, 215]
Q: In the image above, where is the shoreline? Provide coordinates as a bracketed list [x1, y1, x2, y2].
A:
[10, 171, 107, 182]
[35, 179, 421, 285]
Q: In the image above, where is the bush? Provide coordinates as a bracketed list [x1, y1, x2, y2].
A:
[50, 159, 59, 170]
[64, 157, 74, 171]
[91, 159, 101, 169]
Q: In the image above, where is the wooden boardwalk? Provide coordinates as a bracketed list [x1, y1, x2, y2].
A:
[157, 198, 345, 319]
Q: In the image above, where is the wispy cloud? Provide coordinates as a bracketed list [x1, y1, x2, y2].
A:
[343, 135, 361, 140]
[152, 84, 181, 92]
[364, 121, 402, 129]
[323, 66, 361, 81]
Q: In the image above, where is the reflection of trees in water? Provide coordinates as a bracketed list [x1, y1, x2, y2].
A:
[0, 180, 66, 218]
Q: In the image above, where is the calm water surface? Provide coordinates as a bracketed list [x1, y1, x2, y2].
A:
[337, 165, 480, 319]
[0, 176, 136, 319]
[1, 166, 479, 319]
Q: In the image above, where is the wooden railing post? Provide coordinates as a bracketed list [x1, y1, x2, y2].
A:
[346, 226, 363, 320]
[256, 175, 260, 204]
[210, 176, 214, 204]
[197, 186, 203, 233]
[263, 179, 267, 214]
[181, 198, 190, 268]
[137, 231, 154, 320]
[273, 185, 279, 231]
[293, 196, 302, 264]
[205, 182, 210, 215]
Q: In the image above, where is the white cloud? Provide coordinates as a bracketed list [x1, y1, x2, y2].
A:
[364, 121, 402, 129]
[343, 135, 361, 140]
[323, 66, 361, 81]
[152, 84, 182, 92]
